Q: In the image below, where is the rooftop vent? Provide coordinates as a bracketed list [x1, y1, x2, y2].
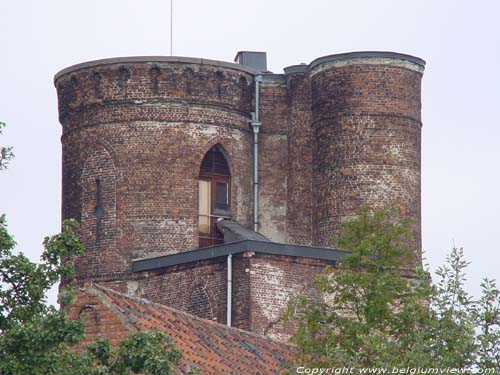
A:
[234, 51, 267, 72]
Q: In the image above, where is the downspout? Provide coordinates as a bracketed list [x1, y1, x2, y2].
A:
[227, 254, 232, 326]
[251, 74, 262, 232]
[227, 74, 261, 328]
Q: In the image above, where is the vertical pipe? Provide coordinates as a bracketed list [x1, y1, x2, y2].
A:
[252, 75, 262, 232]
[254, 74, 261, 123]
[227, 254, 232, 326]
[253, 130, 259, 232]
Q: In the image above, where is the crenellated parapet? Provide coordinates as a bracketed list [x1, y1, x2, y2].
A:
[55, 57, 255, 134]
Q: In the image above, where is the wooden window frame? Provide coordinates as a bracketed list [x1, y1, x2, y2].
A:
[199, 172, 231, 247]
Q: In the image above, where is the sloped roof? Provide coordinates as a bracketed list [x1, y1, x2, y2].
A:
[89, 284, 295, 375]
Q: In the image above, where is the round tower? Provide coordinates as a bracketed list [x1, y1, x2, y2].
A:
[55, 57, 255, 284]
[310, 52, 425, 260]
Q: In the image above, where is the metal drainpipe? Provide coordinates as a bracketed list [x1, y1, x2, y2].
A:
[251, 74, 262, 232]
[227, 254, 232, 326]
[227, 75, 261, 327]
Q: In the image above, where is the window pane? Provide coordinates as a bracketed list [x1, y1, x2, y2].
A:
[199, 180, 211, 234]
[199, 215, 210, 234]
[199, 180, 211, 215]
[215, 182, 228, 209]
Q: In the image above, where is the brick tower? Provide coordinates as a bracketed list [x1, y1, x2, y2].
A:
[309, 53, 424, 256]
[55, 51, 425, 339]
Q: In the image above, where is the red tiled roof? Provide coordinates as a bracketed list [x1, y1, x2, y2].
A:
[89, 284, 296, 375]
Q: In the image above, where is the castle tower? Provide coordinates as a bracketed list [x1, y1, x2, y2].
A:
[55, 51, 424, 337]
[55, 57, 256, 285]
[308, 52, 425, 261]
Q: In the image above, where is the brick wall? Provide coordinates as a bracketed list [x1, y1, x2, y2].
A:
[137, 260, 228, 324]
[285, 70, 313, 245]
[258, 76, 289, 242]
[246, 253, 331, 341]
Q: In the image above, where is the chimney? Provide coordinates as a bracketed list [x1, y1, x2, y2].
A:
[234, 51, 268, 72]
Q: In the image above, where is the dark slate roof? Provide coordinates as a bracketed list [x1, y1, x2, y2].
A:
[132, 239, 350, 272]
[217, 220, 270, 243]
[88, 284, 295, 375]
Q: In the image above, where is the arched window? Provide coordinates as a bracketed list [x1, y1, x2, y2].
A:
[199, 145, 231, 247]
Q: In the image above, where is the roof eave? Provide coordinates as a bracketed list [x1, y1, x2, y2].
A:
[132, 240, 350, 272]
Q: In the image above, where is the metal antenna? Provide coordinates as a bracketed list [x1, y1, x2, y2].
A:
[170, 0, 173, 56]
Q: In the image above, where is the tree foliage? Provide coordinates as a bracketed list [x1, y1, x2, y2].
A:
[290, 207, 500, 371]
[0, 122, 14, 170]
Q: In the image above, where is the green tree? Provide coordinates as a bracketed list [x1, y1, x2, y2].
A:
[0, 121, 14, 170]
[290, 207, 500, 371]
[0, 217, 187, 375]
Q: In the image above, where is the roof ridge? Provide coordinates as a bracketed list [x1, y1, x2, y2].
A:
[88, 283, 296, 348]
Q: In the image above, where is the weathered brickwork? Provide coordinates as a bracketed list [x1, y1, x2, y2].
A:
[310, 59, 423, 261]
[246, 253, 332, 341]
[258, 78, 289, 242]
[285, 70, 313, 245]
[56, 52, 425, 341]
[137, 260, 228, 324]
[78, 146, 119, 281]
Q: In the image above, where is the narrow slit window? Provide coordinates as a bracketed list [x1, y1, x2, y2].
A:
[94, 178, 104, 218]
[94, 178, 104, 243]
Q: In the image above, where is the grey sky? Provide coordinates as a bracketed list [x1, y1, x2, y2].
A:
[1, 0, 499, 304]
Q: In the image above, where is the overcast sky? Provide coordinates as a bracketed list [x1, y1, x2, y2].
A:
[1, 0, 499, 304]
